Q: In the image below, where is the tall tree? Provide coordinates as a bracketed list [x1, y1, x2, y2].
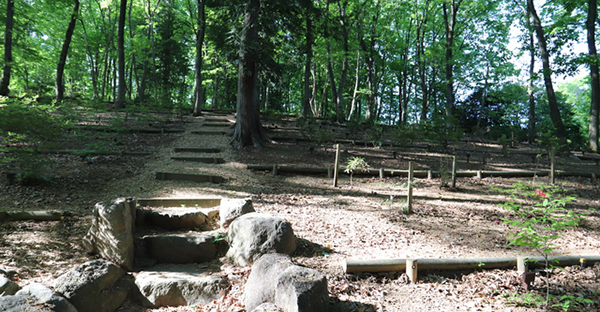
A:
[526, 0, 568, 146]
[587, 0, 599, 152]
[230, 0, 267, 149]
[56, 0, 80, 101]
[527, 25, 536, 144]
[192, 0, 206, 116]
[442, 0, 462, 123]
[114, 0, 127, 109]
[0, 0, 15, 96]
[300, 0, 314, 119]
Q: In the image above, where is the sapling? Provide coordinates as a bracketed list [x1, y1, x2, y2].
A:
[344, 157, 369, 187]
[500, 185, 582, 309]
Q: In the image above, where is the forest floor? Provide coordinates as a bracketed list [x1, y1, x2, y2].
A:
[1, 109, 600, 312]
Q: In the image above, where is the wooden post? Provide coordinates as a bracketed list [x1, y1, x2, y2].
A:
[272, 164, 278, 176]
[550, 149, 556, 184]
[407, 161, 414, 214]
[406, 259, 418, 283]
[477, 171, 482, 179]
[427, 170, 432, 180]
[451, 156, 457, 188]
[333, 144, 340, 187]
[592, 173, 597, 183]
[517, 257, 528, 274]
[379, 168, 384, 179]
[327, 167, 333, 179]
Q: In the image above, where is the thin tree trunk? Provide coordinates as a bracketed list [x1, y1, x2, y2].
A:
[336, 0, 350, 123]
[301, 0, 314, 119]
[527, 0, 568, 146]
[528, 26, 536, 144]
[193, 0, 206, 116]
[588, 0, 599, 152]
[231, 0, 266, 149]
[114, 0, 127, 109]
[56, 0, 80, 101]
[442, 0, 462, 127]
[0, 0, 14, 96]
[348, 49, 360, 121]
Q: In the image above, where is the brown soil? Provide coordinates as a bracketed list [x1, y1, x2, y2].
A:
[1, 111, 599, 312]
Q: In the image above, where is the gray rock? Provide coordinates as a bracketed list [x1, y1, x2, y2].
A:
[53, 260, 130, 312]
[220, 198, 254, 229]
[244, 254, 295, 311]
[227, 213, 296, 266]
[251, 302, 285, 312]
[82, 198, 136, 270]
[135, 264, 228, 307]
[0, 275, 20, 295]
[274, 265, 329, 312]
[15, 283, 78, 312]
[147, 208, 208, 230]
[143, 233, 217, 264]
[0, 295, 54, 312]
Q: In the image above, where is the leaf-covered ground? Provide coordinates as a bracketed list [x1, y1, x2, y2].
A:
[1, 111, 599, 311]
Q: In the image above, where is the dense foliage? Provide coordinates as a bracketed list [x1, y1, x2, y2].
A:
[0, 0, 598, 150]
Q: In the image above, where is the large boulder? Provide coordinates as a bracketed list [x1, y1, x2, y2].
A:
[0, 275, 19, 295]
[141, 233, 217, 264]
[274, 265, 329, 312]
[15, 283, 78, 312]
[0, 295, 54, 312]
[244, 254, 329, 312]
[219, 198, 254, 229]
[244, 254, 295, 311]
[82, 198, 136, 270]
[227, 213, 296, 266]
[134, 264, 228, 307]
[53, 260, 131, 312]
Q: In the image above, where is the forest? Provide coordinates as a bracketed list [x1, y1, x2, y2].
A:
[0, 0, 598, 151]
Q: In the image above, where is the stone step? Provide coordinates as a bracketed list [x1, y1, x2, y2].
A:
[135, 264, 228, 308]
[137, 207, 219, 231]
[136, 233, 218, 265]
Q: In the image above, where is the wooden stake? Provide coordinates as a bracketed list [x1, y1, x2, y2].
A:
[451, 156, 457, 188]
[272, 164, 278, 176]
[517, 257, 528, 274]
[407, 161, 414, 214]
[379, 168, 384, 179]
[406, 259, 418, 283]
[333, 144, 340, 187]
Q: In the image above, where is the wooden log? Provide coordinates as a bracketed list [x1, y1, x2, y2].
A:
[0, 211, 64, 222]
[155, 172, 225, 183]
[170, 157, 225, 164]
[407, 162, 414, 214]
[41, 150, 152, 156]
[344, 255, 600, 273]
[73, 125, 184, 133]
[333, 144, 340, 187]
[451, 156, 457, 188]
[190, 130, 228, 135]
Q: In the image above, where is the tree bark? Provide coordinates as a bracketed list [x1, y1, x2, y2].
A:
[336, 0, 350, 123]
[193, 0, 206, 116]
[527, 0, 568, 146]
[56, 0, 80, 101]
[587, 0, 599, 152]
[230, 0, 266, 149]
[114, 0, 127, 109]
[0, 0, 14, 96]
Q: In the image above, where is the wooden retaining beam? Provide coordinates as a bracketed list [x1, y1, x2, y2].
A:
[343, 255, 600, 273]
[173, 147, 221, 153]
[73, 125, 184, 133]
[190, 130, 228, 135]
[41, 150, 153, 156]
[155, 172, 225, 183]
[171, 156, 225, 164]
[0, 211, 65, 222]
[203, 122, 232, 127]
[137, 198, 222, 208]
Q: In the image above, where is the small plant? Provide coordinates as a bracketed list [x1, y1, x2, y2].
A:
[344, 157, 369, 187]
[499, 184, 583, 309]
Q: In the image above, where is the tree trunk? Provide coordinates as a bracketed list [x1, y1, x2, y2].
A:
[588, 0, 599, 152]
[528, 25, 536, 144]
[527, 0, 568, 147]
[0, 0, 14, 96]
[442, 0, 462, 127]
[114, 0, 127, 109]
[56, 0, 80, 101]
[193, 0, 206, 116]
[336, 0, 350, 123]
[301, 0, 314, 119]
[230, 0, 266, 149]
